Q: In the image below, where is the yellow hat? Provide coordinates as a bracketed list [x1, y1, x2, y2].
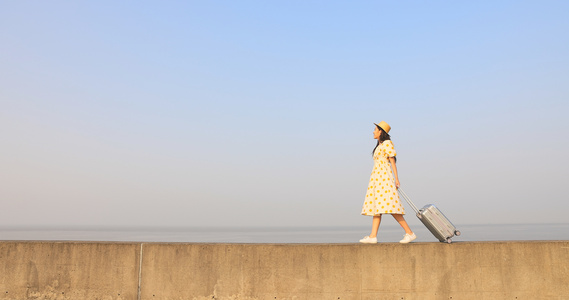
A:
[374, 121, 391, 133]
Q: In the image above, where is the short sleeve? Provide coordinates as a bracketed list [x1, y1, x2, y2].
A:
[383, 140, 396, 157]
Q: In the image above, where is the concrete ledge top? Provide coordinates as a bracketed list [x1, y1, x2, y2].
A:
[1, 239, 568, 245]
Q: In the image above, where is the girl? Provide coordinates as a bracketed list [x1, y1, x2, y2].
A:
[360, 121, 417, 244]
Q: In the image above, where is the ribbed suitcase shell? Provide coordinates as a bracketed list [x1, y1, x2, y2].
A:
[398, 189, 460, 243]
[418, 204, 457, 243]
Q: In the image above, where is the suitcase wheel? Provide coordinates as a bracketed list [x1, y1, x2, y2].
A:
[446, 238, 452, 244]
[455, 230, 461, 236]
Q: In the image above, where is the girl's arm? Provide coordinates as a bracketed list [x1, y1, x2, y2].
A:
[389, 157, 400, 188]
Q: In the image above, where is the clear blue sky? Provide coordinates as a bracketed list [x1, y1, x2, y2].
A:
[1, 1, 568, 228]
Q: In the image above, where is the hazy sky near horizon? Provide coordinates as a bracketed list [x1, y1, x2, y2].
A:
[1, 1, 568, 229]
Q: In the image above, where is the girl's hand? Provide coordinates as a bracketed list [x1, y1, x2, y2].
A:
[395, 179, 400, 189]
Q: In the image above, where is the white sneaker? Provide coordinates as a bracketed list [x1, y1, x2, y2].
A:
[399, 233, 417, 244]
[359, 236, 377, 244]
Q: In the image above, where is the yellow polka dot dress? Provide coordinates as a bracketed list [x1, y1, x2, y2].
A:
[361, 140, 405, 216]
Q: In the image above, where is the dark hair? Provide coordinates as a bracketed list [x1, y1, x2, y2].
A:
[372, 125, 396, 162]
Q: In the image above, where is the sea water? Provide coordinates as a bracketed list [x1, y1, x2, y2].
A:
[1, 223, 568, 243]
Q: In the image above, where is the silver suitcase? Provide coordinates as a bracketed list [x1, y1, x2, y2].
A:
[398, 189, 461, 243]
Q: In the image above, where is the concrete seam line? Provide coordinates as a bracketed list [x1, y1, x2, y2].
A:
[359, 246, 363, 300]
[138, 243, 144, 300]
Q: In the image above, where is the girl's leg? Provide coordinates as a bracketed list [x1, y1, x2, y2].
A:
[369, 215, 382, 238]
[392, 214, 413, 234]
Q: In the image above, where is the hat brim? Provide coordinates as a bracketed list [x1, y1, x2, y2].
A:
[374, 123, 391, 134]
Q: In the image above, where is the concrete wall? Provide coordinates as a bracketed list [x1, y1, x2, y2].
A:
[0, 242, 140, 300]
[1, 241, 568, 300]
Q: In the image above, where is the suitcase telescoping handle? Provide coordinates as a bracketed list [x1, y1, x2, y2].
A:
[397, 188, 420, 214]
